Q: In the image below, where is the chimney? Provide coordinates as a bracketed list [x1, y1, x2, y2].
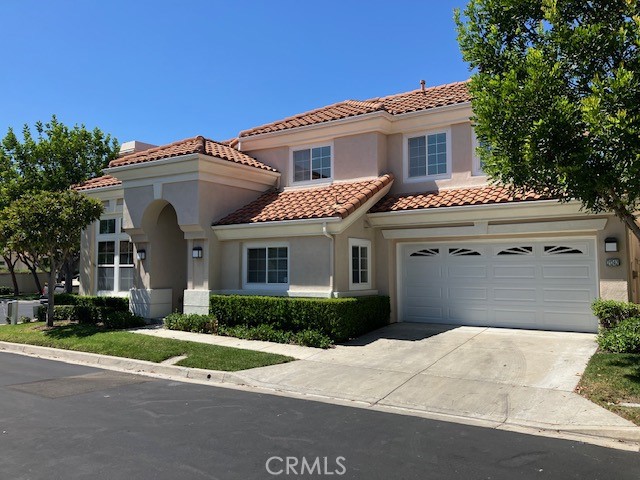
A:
[420, 79, 426, 93]
[118, 140, 158, 157]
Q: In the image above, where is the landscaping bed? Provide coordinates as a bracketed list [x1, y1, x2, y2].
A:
[0, 322, 292, 371]
[576, 299, 640, 425]
[164, 295, 391, 348]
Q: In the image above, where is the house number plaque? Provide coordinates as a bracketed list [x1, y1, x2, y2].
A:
[606, 258, 621, 267]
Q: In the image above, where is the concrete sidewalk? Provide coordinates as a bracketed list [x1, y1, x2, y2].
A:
[129, 326, 322, 360]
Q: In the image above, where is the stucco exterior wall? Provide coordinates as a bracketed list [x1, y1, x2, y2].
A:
[333, 132, 387, 181]
[387, 122, 488, 194]
[333, 217, 377, 293]
[217, 236, 331, 295]
[597, 217, 630, 301]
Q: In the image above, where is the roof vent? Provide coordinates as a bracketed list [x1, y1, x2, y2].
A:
[420, 79, 426, 93]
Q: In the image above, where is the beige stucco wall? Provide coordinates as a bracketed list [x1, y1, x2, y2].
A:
[597, 217, 630, 301]
[387, 122, 488, 194]
[0, 272, 48, 294]
[217, 236, 331, 294]
[333, 217, 377, 293]
[79, 221, 95, 295]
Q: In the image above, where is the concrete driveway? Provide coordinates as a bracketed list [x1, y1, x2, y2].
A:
[236, 323, 639, 439]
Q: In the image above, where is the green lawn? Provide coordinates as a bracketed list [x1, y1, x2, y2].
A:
[0, 322, 293, 371]
[577, 352, 640, 425]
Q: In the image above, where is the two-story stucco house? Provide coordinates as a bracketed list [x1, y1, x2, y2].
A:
[76, 80, 640, 333]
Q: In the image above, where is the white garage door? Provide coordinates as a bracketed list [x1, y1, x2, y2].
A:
[400, 239, 599, 332]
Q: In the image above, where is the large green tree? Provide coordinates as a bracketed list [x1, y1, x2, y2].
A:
[0, 116, 119, 293]
[2, 190, 103, 326]
[456, 0, 640, 239]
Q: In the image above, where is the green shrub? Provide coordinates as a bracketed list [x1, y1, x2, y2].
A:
[103, 311, 146, 330]
[597, 317, 640, 353]
[164, 313, 217, 334]
[19, 316, 31, 324]
[53, 294, 129, 311]
[0, 286, 12, 295]
[210, 295, 390, 343]
[592, 299, 640, 329]
[217, 324, 332, 349]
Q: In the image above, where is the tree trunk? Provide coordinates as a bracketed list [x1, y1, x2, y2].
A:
[19, 254, 43, 294]
[63, 259, 73, 294]
[2, 253, 19, 296]
[47, 267, 56, 328]
[613, 206, 640, 244]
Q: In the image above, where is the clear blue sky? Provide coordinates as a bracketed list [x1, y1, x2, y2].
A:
[0, 0, 470, 146]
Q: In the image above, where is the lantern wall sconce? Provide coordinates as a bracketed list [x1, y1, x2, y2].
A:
[137, 250, 146, 261]
[604, 237, 618, 252]
[192, 246, 203, 259]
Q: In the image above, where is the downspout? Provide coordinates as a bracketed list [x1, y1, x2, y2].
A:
[322, 222, 334, 297]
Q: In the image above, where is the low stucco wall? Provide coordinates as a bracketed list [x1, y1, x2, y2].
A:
[0, 272, 47, 294]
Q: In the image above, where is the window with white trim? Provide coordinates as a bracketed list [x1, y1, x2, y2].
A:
[405, 129, 451, 180]
[292, 145, 332, 183]
[97, 218, 133, 293]
[472, 129, 485, 176]
[245, 245, 289, 286]
[349, 238, 371, 290]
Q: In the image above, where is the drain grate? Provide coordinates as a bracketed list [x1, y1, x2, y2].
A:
[8, 371, 151, 398]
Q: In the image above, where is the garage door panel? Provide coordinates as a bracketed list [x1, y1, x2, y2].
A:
[448, 306, 488, 323]
[493, 309, 538, 324]
[543, 288, 594, 303]
[449, 286, 488, 301]
[448, 266, 487, 278]
[493, 265, 537, 279]
[401, 239, 599, 333]
[494, 287, 537, 302]
[542, 265, 592, 280]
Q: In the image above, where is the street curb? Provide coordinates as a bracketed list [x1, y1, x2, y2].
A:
[0, 341, 638, 451]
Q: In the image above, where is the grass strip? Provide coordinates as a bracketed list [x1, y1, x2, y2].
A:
[0, 322, 293, 372]
[577, 352, 640, 426]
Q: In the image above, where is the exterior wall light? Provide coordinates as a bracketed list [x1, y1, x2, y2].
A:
[604, 237, 618, 252]
[192, 246, 203, 259]
[137, 250, 146, 261]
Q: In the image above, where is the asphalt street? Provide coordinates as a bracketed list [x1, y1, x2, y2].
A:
[0, 352, 638, 480]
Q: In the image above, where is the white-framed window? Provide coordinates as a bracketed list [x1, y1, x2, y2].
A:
[290, 143, 333, 184]
[403, 129, 452, 182]
[349, 238, 371, 290]
[96, 217, 133, 293]
[243, 242, 289, 290]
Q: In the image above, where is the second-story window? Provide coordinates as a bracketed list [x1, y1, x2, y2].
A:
[292, 145, 332, 183]
[406, 130, 451, 179]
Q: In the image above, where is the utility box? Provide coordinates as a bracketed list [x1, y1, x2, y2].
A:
[7, 300, 18, 324]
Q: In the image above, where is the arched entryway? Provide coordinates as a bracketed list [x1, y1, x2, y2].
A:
[138, 200, 188, 314]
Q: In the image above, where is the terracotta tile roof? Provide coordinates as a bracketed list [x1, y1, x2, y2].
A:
[239, 81, 470, 138]
[108, 135, 276, 172]
[370, 185, 553, 213]
[74, 175, 122, 191]
[214, 174, 394, 226]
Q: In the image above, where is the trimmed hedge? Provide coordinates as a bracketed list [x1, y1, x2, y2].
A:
[209, 295, 390, 343]
[218, 324, 333, 349]
[0, 286, 12, 295]
[53, 294, 129, 311]
[164, 313, 217, 334]
[598, 317, 640, 353]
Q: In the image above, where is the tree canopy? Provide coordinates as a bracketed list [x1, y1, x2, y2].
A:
[0, 115, 119, 194]
[2, 190, 103, 325]
[456, 0, 640, 239]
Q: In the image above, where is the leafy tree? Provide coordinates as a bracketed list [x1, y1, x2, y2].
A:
[0, 116, 119, 292]
[2, 190, 103, 326]
[456, 0, 640, 240]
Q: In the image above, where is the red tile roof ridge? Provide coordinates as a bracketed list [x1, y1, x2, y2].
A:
[368, 79, 471, 103]
[112, 135, 204, 165]
[213, 174, 393, 226]
[238, 99, 385, 138]
[74, 174, 122, 191]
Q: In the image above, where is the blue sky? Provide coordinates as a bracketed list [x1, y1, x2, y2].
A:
[0, 0, 470, 146]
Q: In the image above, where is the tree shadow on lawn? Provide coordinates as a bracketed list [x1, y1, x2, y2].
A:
[609, 354, 640, 391]
[42, 323, 104, 340]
